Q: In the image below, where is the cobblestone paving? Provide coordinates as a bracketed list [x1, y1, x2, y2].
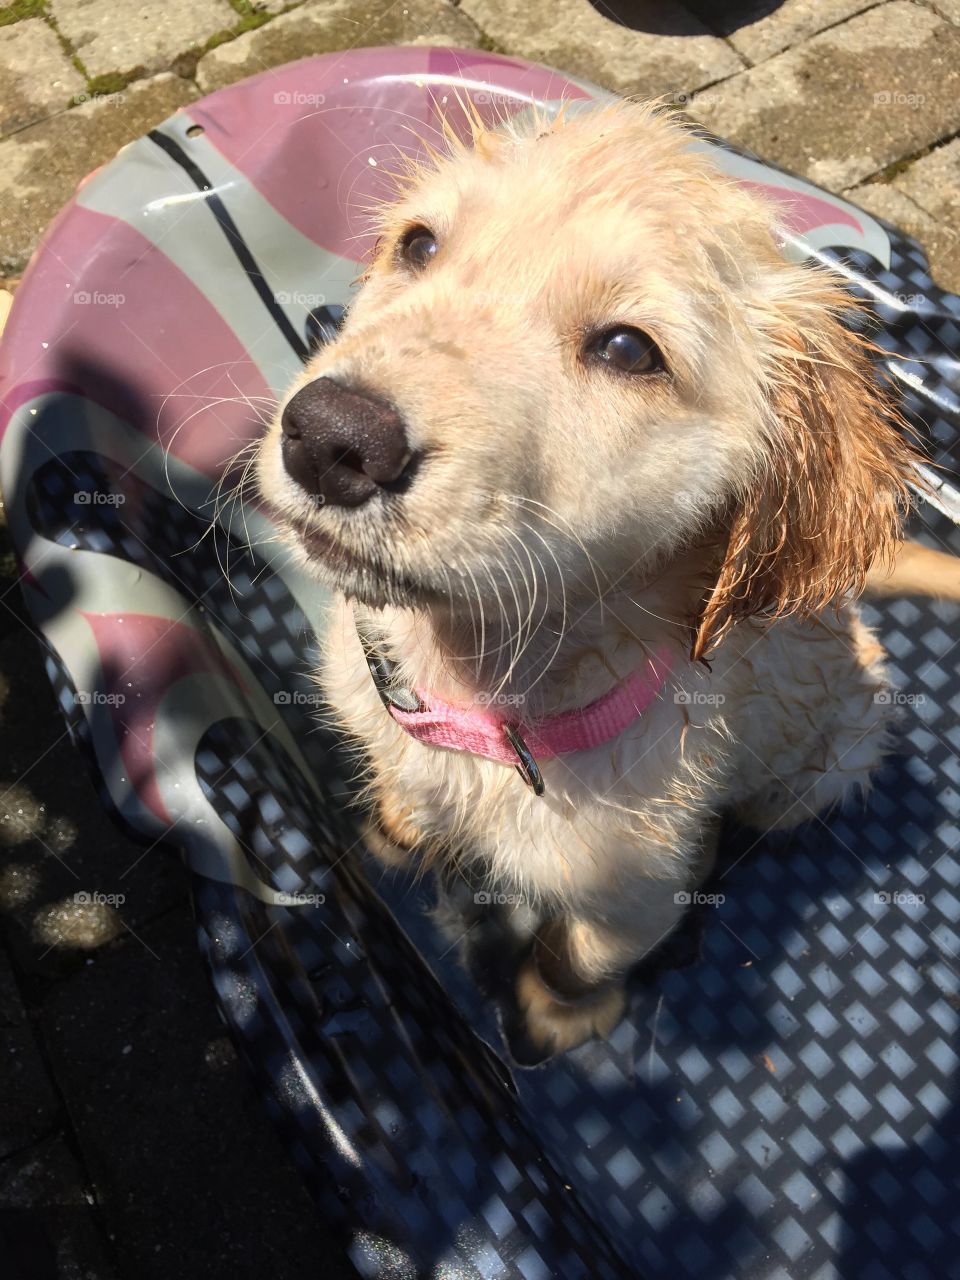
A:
[1, 0, 958, 290]
[0, 2, 958, 1278]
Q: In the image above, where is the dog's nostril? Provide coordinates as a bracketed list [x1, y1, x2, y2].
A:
[280, 434, 320, 496]
[334, 446, 369, 476]
[279, 376, 415, 508]
[280, 402, 303, 440]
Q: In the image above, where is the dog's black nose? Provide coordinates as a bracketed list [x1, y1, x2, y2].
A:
[280, 377, 415, 508]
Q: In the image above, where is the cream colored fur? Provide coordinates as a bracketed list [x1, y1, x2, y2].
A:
[256, 100, 932, 1055]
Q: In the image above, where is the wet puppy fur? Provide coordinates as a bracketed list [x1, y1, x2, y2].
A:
[257, 99, 921, 1057]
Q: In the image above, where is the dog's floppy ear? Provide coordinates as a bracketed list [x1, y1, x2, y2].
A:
[692, 271, 918, 660]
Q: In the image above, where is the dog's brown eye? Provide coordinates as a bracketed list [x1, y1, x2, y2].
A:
[399, 226, 438, 269]
[591, 326, 664, 375]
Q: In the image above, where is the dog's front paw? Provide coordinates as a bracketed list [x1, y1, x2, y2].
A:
[361, 815, 412, 867]
[514, 958, 627, 1059]
[361, 791, 426, 866]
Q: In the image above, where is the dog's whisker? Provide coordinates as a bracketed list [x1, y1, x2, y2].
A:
[212, 445, 265, 600]
[501, 526, 541, 654]
[511, 519, 570, 700]
[485, 548, 527, 693]
[506, 494, 607, 609]
[460, 560, 489, 677]
[491, 529, 550, 701]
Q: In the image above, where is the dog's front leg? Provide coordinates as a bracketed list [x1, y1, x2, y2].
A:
[515, 880, 688, 1057]
[515, 916, 631, 1057]
[514, 824, 719, 1057]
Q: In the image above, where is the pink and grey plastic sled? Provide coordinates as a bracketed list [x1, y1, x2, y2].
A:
[1, 47, 959, 1280]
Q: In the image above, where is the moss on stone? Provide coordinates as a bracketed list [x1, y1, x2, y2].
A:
[0, 0, 45, 29]
[73, 67, 146, 104]
[875, 141, 946, 186]
[39, 6, 89, 82]
[208, 12, 273, 51]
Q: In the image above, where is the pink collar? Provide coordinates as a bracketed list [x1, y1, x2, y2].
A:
[357, 620, 673, 795]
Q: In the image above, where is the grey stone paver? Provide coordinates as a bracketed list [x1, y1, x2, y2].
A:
[0, 17, 86, 139]
[0, 952, 60, 1160]
[0, 625, 191, 981]
[691, 2, 960, 191]
[0, 1132, 121, 1278]
[846, 135, 960, 291]
[0, 71, 197, 275]
[459, 0, 744, 98]
[39, 908, 353, 1279]
[845, 179, 960, 291]
[48, 0, 237, 79]
[928, 0, 960, 21]
[686, 0, 878, 64]
[1, 0, 958, 288]
[195, 0, 482, 93]
[890, 134, 960, 229]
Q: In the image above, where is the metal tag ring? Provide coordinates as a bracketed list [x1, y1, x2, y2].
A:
[502, 723, 545, 796]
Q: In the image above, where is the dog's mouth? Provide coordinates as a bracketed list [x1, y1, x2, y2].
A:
[292, 519, 367, 571]
[283, 513, 442, 606]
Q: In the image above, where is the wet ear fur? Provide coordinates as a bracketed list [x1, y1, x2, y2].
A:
[693, 274, 918, 659]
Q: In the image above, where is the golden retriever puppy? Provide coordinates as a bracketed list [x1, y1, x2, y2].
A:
[256, 99, 924, 1057]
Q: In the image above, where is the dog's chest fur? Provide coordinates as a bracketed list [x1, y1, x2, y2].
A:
[319, 595, 895, 912]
